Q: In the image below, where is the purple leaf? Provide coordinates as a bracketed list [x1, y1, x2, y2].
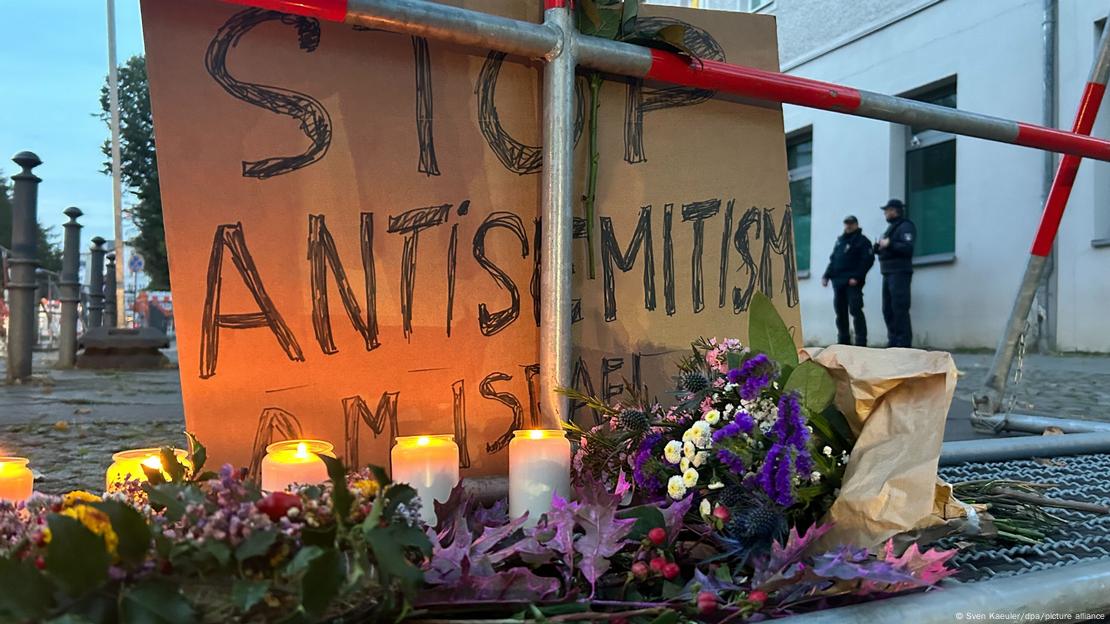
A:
[418, 566, 561, 603]
[537, 492, 580, 576]
[573, 474, 636, 596]
[473, 498, 510, 529]
[660, 495, 694, 541]
[754, 522, 834, 586]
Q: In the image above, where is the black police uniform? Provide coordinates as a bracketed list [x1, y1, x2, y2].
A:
[822, 229, 874, 346]
[875, 216, 916, 348]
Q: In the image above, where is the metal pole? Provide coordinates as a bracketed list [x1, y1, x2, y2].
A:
[221, 0, 1110, 162]
[105, 252, 118, 328]
[1036, 0, 1058, 354]
[107, 0, 126, 328]
[87, 237, 107, 329]
[974, 19, 1110, 424]
[57, 208, 83, 368]
[539, 0, 575, 424]
[939, 432, 1110, 466]
[5, 152, 42, 383]
[778, 558, 1110, 624]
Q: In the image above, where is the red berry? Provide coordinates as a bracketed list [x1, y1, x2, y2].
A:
[256, 491, 302, 522]
[749, 590, 768, 604]
[712, 505, 731, 522]
[34, 556, 45, 570]
[697, 591, 717, 615]
[631, 561, 649, 580]
[662, 562, 680, 580]
[649, 557, 667, 573]
[647, 527, 667, 546]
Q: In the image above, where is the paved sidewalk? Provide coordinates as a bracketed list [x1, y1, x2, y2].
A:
[2, 348, 1109, 494]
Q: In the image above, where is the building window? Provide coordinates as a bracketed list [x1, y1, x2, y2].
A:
[787, 131, 813, 273]
[905, 81, 957, 257]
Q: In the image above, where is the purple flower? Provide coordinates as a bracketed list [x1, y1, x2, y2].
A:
[726, 354, 778, 400]
[632, 433, 664, 494]
[756, 444, 796, 506]
[712, 414, 754, 444]
[717, 448, 745, 473]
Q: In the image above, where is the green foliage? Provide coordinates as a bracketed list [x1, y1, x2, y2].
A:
[231, 579, 271, 613]
[748, 292, 799, 370]
[90, 501, 151, 566]
[783, 361, 836, 416]
[120, 582, 196, 624]
[0, 557, 55, 620]
[618, 505, 665, 542]
[44, 515, 111, 596]
[100, 56, 169, 288]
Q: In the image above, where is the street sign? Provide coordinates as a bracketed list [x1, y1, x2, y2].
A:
[128, 253, 144, 274]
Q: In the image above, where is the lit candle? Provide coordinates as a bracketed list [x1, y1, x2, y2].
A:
[390, 435, 459, 524]
[509, 429, 571, 526]
[106, 448, 193, 490]
[260, 440, 334, 492]
[0, 457, 34, 503]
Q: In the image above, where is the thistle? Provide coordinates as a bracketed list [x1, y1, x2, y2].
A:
[616, 408, 651, 434]
[680, 370, 709, 394]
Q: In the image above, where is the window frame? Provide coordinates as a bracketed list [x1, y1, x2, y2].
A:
[903, 78, 958, 263]
[786, 128, 813, 277]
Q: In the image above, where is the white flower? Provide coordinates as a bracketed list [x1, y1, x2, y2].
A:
[682, 467, 699, 488]
[667, 475, 687, 500]
[682, 428, 694, 443]
[663, 441, 683, 465]
[690, 421, 710, 437]
[683, 440, 697, 459]
[822, 446, 833, 457]
[692, 451, 709, 468]
[703, 409, 721, 425]
[708, 480, 725, 490]
[700, 498, 712, 518]
[810, 471, 821, 482]
[680, 457, 691, 472]
[724, 403, 735, 414]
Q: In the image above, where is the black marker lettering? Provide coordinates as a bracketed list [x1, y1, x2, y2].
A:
[307, 214, 380, 354]
[732, 206, 761, 313]
[760, 207, 800, 307]
[472, 211, 529, 336]
[718, 199, 735, 309]
[342, 391, 399, 468]
[600, 206, 656, 322]
[662, 203, 675, 316]
[682, 199, 721, 313]
[481, 372, 524, 454]
[387, 203, 452, 339]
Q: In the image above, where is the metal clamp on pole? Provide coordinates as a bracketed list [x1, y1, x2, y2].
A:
[973, 15, 1110, 430]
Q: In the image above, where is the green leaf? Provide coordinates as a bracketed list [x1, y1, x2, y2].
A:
[382, 483, 418, 523]
[617, 505, 665, 541]
[300, 523, 337, 549]
[660, 580, 685, 599]
[120, 581, 196, 624]
[783, 361, 837, 415]
[235, 529, 278, 562]
[366, 464, 391, 488]
[200, 540, 232, 567]
[184, 432, 207, 476]
[301, 549, 344, 617]
[366, 524, 428, 590]
[284, 545, 325, 577]
[90, 501, 151, 566]
[144, 483, 201, 522]
[576, 0, 602, 32]
[748, 292, 799, 368]
[319, 455, 353, 522]
[159, 447, 187, 483]
[649, 611, 681, 624]
[0, 557, 55, 620]
[232, 579, 271, 612]
[44, 515, 111, 596]
[619, 0, 638, 38]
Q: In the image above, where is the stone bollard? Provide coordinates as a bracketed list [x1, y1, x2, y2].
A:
[87, 237, 107, 329]
[5, 152, 42, 384]
[105, 252, 118, 328]
[57, 207, 83, 368]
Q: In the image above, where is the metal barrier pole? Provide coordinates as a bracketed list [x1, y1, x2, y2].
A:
[104, 252, 118, 328]
[5, 152, 43, 384]
[57, 207, 83, 368]
[973, 19, 1110, 424]
[87, 237, 107, 329]
[222, 0, 1110, 162]
[538, 0, 576, 423]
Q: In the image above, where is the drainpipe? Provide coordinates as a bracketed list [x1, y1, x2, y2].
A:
[1036, 0, 1058, 353]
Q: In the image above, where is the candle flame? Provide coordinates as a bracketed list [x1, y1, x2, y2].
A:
[295, 442, 309, 458]
[141, 456, 163, 470]
[416, 436, 431, 446]
[529, 430, 544, 440]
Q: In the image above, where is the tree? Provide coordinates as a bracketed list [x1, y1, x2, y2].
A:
[100, 55, 169, 288]
[0, 174, 64, 273]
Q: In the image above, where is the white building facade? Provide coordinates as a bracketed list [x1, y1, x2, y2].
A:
[652, 0, 1110, 352]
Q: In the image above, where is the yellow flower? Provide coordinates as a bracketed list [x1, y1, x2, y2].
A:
[352, 479, 380, 499]
[58, 491, 118, 558]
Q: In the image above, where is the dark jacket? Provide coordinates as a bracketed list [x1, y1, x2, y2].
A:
[875, 217, 917, 274]
[823, 229, 874, 286]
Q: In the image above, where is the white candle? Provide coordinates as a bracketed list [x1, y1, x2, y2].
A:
[106, 448, 192, 490]
[509, 429, 571, 526]
[0, 457, 34, 503]
[390, 435, 459, 524]
[260, 440, 334, 492]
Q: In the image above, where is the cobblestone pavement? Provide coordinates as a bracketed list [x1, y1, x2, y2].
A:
[2, 347, 1109, 495]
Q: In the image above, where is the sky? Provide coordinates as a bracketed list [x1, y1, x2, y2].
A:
[0, 0, 146, 242]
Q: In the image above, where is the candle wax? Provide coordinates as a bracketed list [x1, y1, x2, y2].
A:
[0, 458, 33, 503]
[509, 430, 571, 526]
[261, 440, 333, 492]
[391, 435, 459, 525]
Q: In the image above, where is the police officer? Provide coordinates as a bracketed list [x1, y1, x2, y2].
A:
[822, 215, 873, 346]
[874, 199, 916, 348]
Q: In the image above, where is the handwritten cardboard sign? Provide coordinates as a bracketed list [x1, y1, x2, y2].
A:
[141, 0, 801, 476]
